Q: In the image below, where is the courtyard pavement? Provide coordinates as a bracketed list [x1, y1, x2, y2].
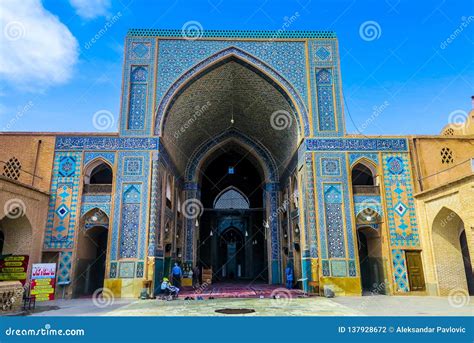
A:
[26, 295, 474, 317]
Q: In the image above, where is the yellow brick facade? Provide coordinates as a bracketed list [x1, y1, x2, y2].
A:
[0, 134, 56, 279]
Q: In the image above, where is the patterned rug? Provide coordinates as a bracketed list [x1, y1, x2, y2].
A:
[179, 282, 305, 299]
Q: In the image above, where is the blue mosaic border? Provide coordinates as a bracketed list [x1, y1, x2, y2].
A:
[306, 138, 408, 152]
[55, 137, 159, 151]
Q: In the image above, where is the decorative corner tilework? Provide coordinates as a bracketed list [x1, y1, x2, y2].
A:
[322, 260, 330, 276]
[109, 262, 117, 278]
[330, 260, 347, 277]
[348, 260, 357, 277]
[136, 261, 144, 278]
[84, 152, 115, 166]
[118, 261, 135, 278]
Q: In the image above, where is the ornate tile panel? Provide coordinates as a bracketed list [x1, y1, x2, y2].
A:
[56, 137, 159, 150]
[316, 69, 336, 131]
[323, 184, 345, 258]
[330, 260, 347, 277]
[83, 152, 115, 166]
[110, 151, 151, 261]
[306, 138, 408, 152]
[392, 249, 410, 292]
[382, 153, 419, 247]
[57, 251, 73, 283]
[44, 152, 81, 249]
[118, 261, 135, 278]
[314, 152, 355, 260]
[349, 153, 379, 167]
[155, 40, 308, 119]
[353, 195, 383, 217]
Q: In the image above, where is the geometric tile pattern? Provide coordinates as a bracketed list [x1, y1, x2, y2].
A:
[392, 249, 410, 292]
[83, 152, 115, 166]
[120, 184, 141, 258]
[57, 251, 73, 283]
[136, 261, 144, 278]
[315, 152, 355, 262]
[348, 260, 357, 277]
[155, 46, 310, 136]
[323, 184, 345, 258]
[44, 152, 81, 249]
[109, 262, 117, 278]
[110, 151, 151, 261]
[382, 153, 419, 247]
[304, 155, 318, 258]
[123, 157, 143, 176]
[321, 157, 341, 176]
[120, 37, 156, 136]
[316, 69, 336, 132]
[154, 40, 309, 131]
[353, 195, 383, 217]
[349, 153, 379, 167]
[315, 45, 332, 61]
[310, 40, 343, 136]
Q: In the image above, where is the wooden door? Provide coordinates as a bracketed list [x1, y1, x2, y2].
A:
[405, 251, 426, 291]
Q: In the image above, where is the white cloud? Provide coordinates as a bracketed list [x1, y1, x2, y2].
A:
[69, 0, 111, 19]
[0, 0, 79, 91]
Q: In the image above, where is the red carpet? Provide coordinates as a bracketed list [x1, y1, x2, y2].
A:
[179, 282, 305, 299]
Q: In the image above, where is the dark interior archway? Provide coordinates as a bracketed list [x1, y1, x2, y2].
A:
[198, 146, 267, 283]
[460, 230, 474, 295]
[74, 210, 109, 297]
[89, 163, 113, 184]
[352, 163, 375, 186]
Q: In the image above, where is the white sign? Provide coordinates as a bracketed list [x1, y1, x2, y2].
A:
[31, 263, 56, 279]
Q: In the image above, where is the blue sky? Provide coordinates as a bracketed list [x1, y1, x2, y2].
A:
[0, 0, 473, 135]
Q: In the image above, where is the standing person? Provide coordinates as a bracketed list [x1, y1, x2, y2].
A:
[172, 262, 183, 288]
[192, 264, 201, 289]
[285, 263, 294, 289]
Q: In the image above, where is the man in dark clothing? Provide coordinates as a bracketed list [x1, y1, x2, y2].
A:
[192, 265, 201, 288]
[171, 262, 183, 288]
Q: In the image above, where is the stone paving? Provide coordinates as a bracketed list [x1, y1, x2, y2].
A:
[27, 295, 474, 317]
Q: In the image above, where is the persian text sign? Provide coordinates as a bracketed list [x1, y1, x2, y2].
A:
[31, 263, 56, 302]
[0, 255, 29, 285]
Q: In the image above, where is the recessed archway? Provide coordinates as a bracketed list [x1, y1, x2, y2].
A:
[73, 208, 109, 297]
[432, 207, 473, 295]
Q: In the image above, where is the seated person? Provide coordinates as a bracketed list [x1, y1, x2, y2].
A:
[160, 277, 180, 297]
